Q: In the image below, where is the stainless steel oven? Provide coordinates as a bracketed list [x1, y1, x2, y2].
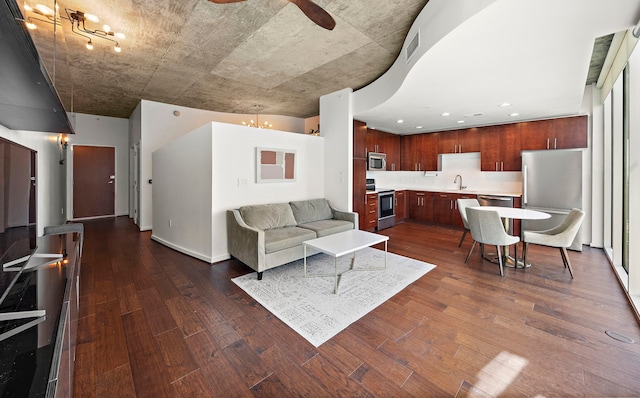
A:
[378, 190, 395, 230]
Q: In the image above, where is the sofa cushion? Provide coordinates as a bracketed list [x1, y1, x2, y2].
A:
[264, 227, 317, 253]
[239, 203, 297, 230]
[298, 219, 354, 237]
[289, 199, 333, 224]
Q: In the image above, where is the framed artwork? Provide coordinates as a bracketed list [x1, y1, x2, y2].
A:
[256, 147, 296, 183]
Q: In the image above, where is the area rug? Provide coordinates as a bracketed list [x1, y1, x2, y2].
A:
[231, 247, 436, 347]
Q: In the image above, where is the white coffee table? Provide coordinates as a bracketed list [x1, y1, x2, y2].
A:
[303, 229, 389, 294]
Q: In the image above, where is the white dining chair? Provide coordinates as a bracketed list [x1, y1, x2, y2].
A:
[465, 207, 520, 277]
[522, 208, 585, 278]
[456, 198, 480, 247]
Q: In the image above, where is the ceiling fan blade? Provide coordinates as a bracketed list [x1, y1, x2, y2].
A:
[208, 0, 246, 3]
[288, 0, 336, 30]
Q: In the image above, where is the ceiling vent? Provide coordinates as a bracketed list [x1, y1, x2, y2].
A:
[406, 31, 420, 62]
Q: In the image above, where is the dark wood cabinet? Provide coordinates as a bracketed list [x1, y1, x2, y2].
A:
[402, 134, 438, 171]
[520, 115, 587, 150]
[552, 115, 588, 149]
[354, 119, 368, 159]
[364, 193, 378, 232]
[353, 157, 367, 230]
[395, 190, 406, 222]
[480, 123, 522, 171]
[384, 133, 401, 171]
[367, 128, 401, 170]
[433, 193, 455, 226]
[457, 128, 482, 153]
[436, 128, 481, 154]
[433, 192, 477, 228]
[407, 191, 433, 223]
[353, 120, 368, 230]
[401, 134, 417, 171]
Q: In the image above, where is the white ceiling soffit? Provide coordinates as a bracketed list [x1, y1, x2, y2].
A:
[354, 0, 640, 135]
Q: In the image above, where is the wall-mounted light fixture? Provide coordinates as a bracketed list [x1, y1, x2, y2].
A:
[58, 134, 69, 165]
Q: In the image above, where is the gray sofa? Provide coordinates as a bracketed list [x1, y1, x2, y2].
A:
[227, 198, 358, 280]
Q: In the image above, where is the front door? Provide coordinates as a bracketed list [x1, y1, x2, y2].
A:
[73, 145, 115, 219]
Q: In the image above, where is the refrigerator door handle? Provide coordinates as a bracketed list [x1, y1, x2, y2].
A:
[523, 164, 528, 205]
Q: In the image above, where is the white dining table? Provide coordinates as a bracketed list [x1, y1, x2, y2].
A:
[469, 206, 550, 268]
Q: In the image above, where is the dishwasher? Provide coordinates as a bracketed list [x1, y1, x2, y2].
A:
[477, 194, 515, 232]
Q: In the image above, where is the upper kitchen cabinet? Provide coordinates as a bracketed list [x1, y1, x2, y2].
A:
[435, 128, 481, 154]
[520, 115, 587, 150]
[354, 120, 367, 159]
[551, 115, 588, 149]
[367, 128, 401, 170]
[402, 133, 438, 171]
[480, 123, 522, 171]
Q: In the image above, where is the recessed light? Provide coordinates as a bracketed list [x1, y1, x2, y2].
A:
[441, 112, 450, 116]
[457, 120, 465, 124]
[509, 112, 520, 117]
[397, 119, 404, 124]
[499, 103, 512, 107]
[415, 125, 423, 129]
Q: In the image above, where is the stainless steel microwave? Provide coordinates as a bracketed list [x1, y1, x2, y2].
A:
[367, 152, 386, 170]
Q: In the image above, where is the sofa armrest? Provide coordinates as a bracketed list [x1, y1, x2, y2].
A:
[331, 207, 358, 229]
[226, 210, 265, 272]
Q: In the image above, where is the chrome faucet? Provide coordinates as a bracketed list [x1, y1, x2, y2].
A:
[454, 174, 466, 190]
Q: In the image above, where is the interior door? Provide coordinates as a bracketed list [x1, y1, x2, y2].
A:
[73, 146, 115, 219]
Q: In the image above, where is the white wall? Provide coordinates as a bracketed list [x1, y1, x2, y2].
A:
[135, 100, 307, 231]
[151, 121, 325, 262]
[0, 125, 65, 236]
[66, 113, 129, 218]
[151, 124, 213, 261]
[304, 115, 320, 134]
[590, 85, 605, 248]
[320, 88, 353, 211]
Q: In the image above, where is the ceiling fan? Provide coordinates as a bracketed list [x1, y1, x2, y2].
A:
[209, 0, 336, 30]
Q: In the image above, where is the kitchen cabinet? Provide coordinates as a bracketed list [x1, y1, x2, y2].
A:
[402, 133, 438, 171]
[353, 120, 368, 230]
[520, 115, 587, 150]
[364, 193, 378, 232]
[407, 191, 433, 223]
[354, 119, 368, 159]
[433, 192, 477, 227]
[395, 190, 406, 222]
[480, 123, 522, 171]
[353, 158, 367, 230]
[367, 128, 401, 170]
[436, 128, 481, 154]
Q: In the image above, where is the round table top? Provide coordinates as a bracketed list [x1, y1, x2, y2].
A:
[470, 206, 551, 220]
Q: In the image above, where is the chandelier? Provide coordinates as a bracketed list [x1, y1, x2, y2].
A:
[242, 106, 272, 129]
[22, 3, 125, 53]
[242, 116, 273, 129]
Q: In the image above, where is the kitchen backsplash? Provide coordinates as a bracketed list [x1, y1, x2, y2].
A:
[367, 152, 522, 194]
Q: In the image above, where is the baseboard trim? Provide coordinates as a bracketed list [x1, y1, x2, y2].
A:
[150, 234, 212, 263]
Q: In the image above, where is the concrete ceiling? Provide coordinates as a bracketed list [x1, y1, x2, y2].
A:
[17, 0, 640, 132]
[21, 0, 429, 119]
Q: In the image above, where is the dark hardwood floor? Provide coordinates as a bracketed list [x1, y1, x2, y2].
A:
[73, 217, 640, 397]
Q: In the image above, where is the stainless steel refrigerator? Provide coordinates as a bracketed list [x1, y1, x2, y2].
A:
[521, 149, 583, 251]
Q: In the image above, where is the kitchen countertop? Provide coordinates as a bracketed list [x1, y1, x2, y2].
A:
[372, 187, 522, 197]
